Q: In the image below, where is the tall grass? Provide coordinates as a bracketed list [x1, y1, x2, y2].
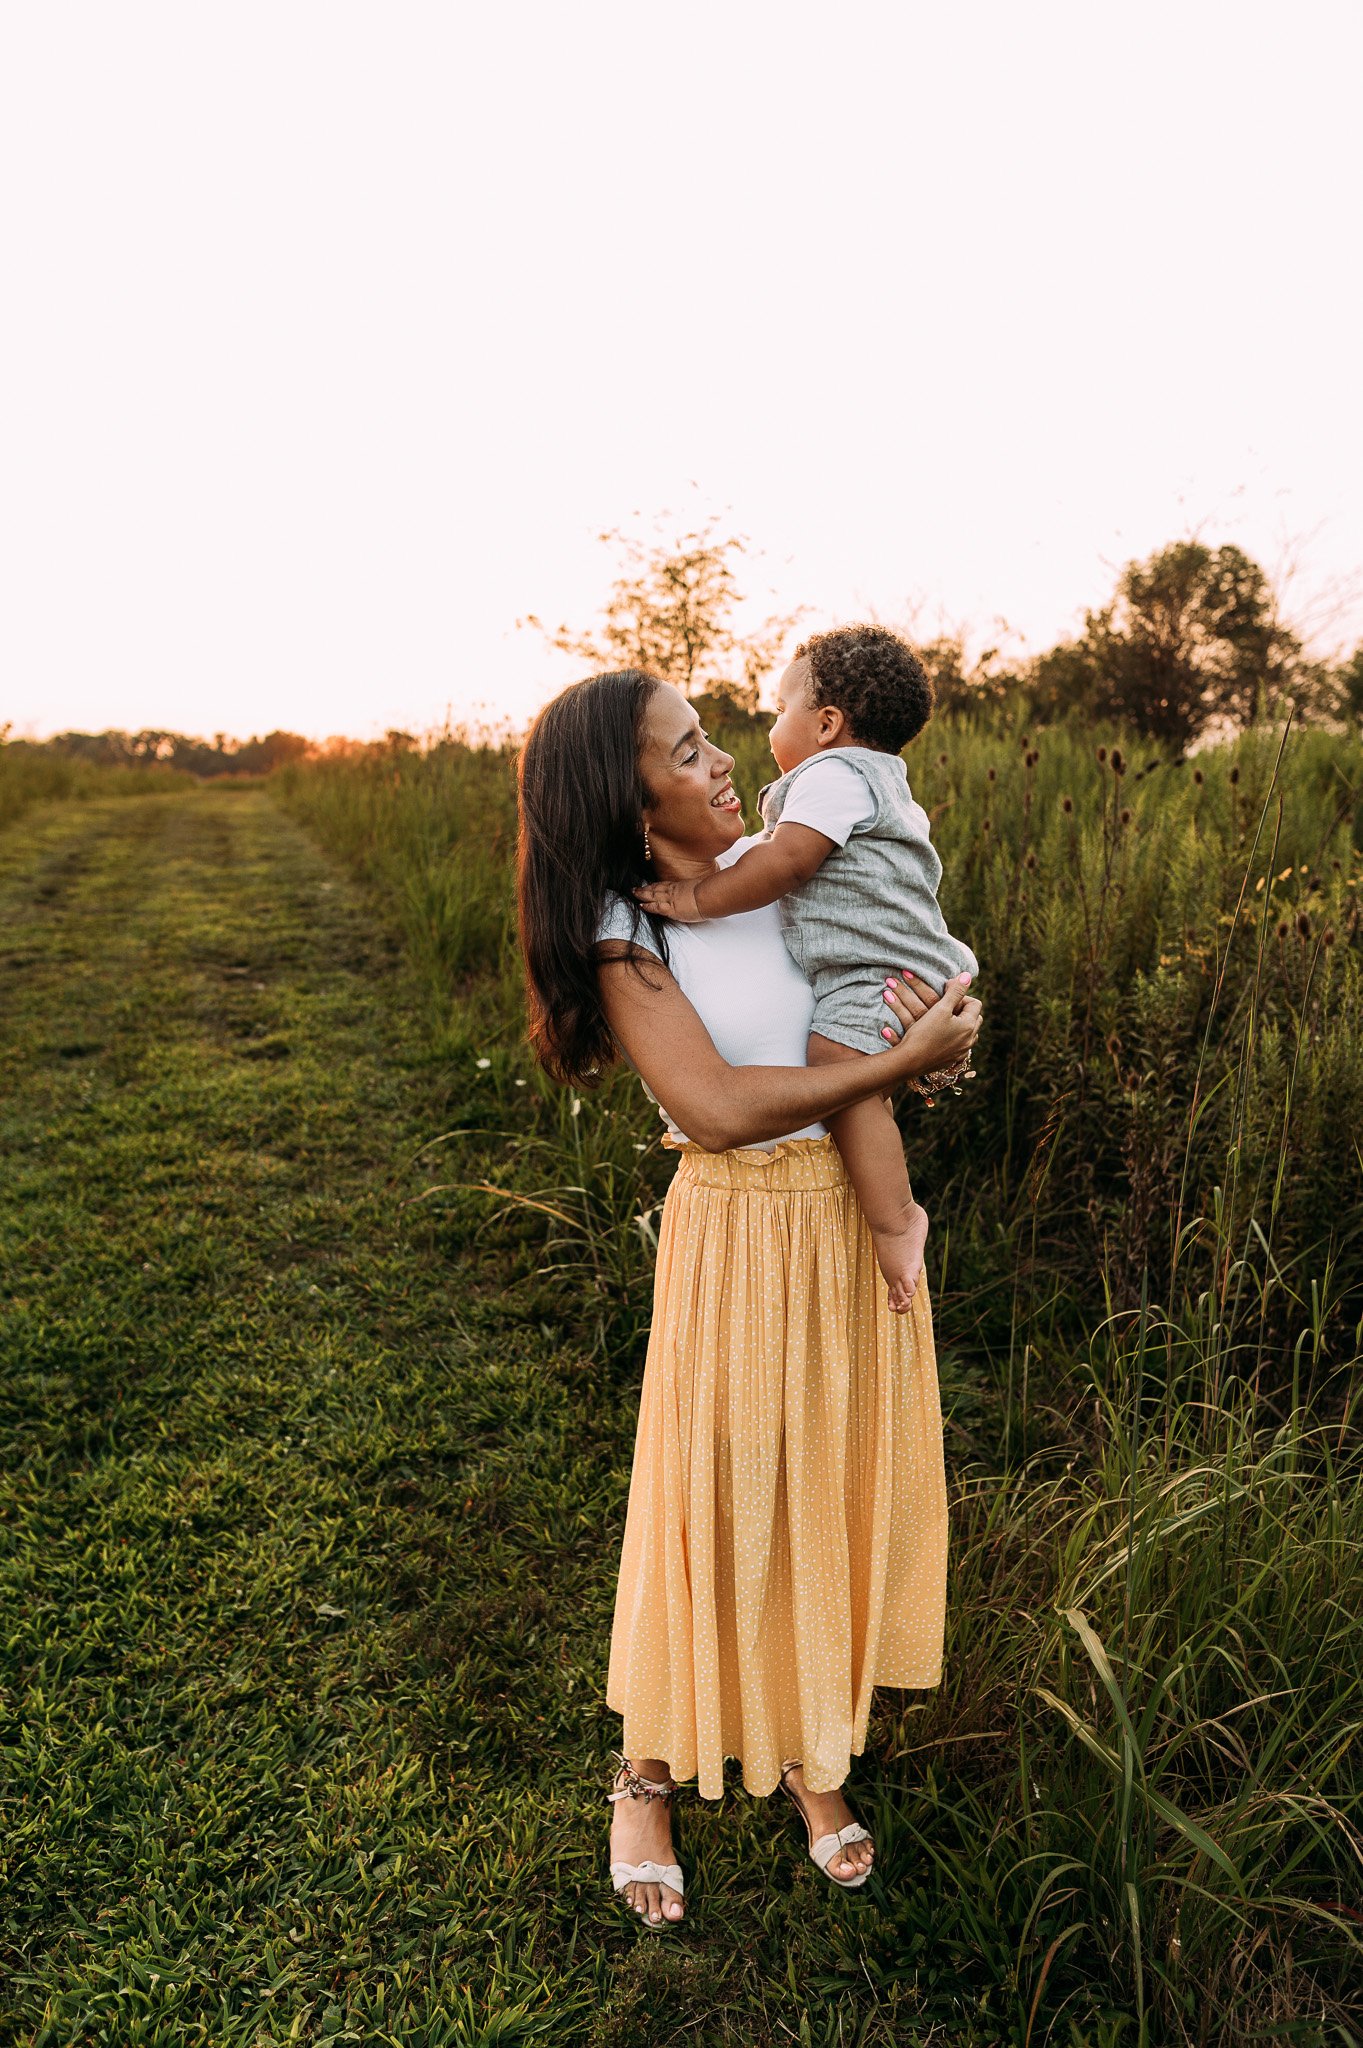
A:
[274, 712, 1363, 2041]
[0, 744, 197, 831]
[276, 716, 1363, 1378]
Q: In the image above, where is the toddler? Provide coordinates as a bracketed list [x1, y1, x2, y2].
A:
[635, 623, 978, 1311]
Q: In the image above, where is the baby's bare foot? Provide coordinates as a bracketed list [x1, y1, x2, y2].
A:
[872, 1201, 929, 1313]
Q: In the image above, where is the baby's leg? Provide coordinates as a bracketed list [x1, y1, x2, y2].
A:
[808, 1032, 928, 1313]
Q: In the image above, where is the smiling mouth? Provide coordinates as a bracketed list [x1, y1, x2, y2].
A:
[710, 784, 742, 810]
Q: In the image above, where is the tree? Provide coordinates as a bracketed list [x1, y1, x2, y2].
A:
[1065, 541, 1302, 751]
[913, 631, 1021, 719]
[520, 511, 806, 717]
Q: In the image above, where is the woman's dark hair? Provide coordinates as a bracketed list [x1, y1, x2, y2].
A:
[798, 623, 934, 753]
[516, 668, 670, 1087]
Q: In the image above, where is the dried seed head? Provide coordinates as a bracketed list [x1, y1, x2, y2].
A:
[1111, 747, 1126, 775]
[1120, 807, 1132, 825]
[1025, 850, 1037, 870]
[938, 751, 948, 767]
[1276, 919, 1289, 939]
[1062, 795, 1073, 813]
[987, 767, 997, 782]
[1324, 926, 1336, 947]
[1297, 911, 1311, 937]
[981, 817, 992, 834]
[1096, 745, 1108, 763]
[1229, 766, 1240, 785]
[1105, 1032, 1122, 1058]
[1193, 768, 1204, 784]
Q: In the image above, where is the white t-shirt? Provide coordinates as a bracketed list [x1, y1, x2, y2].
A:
[771, 754, 876, 844]
[593, 835, 828, 1149]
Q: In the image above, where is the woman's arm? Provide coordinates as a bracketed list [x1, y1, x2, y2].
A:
[595, 946, 980, 1152]
[633, 822, 833, 924]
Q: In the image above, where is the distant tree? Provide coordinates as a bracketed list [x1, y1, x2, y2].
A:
[521, 512, 806, 717]
[1043, 541, 1302, 751]
[1309, 642, 1363, 731]
[912, 631, 1021, 719]
[227, 731, 312, 774]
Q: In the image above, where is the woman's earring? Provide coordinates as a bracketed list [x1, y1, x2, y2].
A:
[642, 822, 652, 863]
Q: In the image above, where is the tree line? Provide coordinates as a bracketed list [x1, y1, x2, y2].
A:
[528, 517, 1363, 753]
[13, 521, 1362, 768]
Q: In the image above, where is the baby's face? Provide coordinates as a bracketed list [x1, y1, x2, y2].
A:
[768, 658, 828, 774]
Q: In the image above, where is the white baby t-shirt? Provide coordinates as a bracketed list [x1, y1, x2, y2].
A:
[770, 754, 876, 844]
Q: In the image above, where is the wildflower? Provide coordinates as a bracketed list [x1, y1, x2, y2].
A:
[515, 1078, 527, 1087]
[570, 1095, 582, 1116]
[475, 1057, 491, 1069]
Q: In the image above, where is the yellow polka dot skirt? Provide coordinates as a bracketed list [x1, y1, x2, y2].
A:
[605, 1134, 948, 1800]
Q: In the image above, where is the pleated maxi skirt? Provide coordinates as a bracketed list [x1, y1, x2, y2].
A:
[605, 1133, 948, 1800]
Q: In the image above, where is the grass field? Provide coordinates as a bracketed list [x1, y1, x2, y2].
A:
[2, 732, 1361, 2046]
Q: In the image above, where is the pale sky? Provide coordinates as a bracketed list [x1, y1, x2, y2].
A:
[3, 0, 1360, 744]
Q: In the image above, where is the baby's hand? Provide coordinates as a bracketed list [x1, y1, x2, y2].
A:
[633, 878, 703, 922]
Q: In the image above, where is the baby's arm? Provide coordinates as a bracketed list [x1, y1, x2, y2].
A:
[633, 821, 833, 923]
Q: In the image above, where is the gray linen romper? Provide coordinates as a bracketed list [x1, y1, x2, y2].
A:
[756, 746, 979, 1057]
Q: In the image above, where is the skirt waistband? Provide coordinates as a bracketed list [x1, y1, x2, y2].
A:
[666, 1133, 848, 1192]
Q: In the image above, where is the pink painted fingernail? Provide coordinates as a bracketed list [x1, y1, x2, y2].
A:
[885, 976, 899, 987]
[881, 1026, 894, 1040]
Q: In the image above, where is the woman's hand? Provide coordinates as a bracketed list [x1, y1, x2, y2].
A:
[880, 971, 980, 1079]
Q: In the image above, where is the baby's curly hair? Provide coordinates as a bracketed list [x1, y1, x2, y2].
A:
[795, 623, 934, 753]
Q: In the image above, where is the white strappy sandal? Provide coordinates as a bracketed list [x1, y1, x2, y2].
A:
[778, 1758, 874, 1888]
[604, 1752, 685, 1928]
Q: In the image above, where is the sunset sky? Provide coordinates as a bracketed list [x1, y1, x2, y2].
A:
[3, 1, 1360, 743]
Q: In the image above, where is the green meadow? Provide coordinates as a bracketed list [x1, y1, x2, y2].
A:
[1, 715, 1360, 2046]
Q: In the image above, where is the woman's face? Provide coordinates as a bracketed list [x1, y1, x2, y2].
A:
[639, 683, 743, 867]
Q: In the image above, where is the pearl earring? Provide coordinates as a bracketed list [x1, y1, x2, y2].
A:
[642, 822, 652, 862]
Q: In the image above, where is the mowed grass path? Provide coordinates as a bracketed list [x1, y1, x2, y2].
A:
[4, 789, 1000, 2048]
[0, 789, 708, 2047]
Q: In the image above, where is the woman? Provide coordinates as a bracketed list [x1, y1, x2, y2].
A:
[516, 669, 981, 1928]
